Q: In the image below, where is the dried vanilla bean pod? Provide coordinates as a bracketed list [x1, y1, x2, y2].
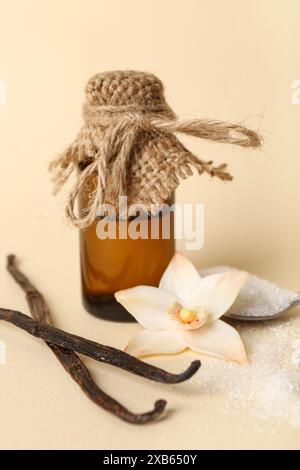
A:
[41, 345, 166, 424]
[7, 255, 53, 325]
[0, 307, 200, 383]
[6, 255, 166, 424]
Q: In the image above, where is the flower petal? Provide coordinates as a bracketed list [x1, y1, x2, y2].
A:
[189, 270, 248, 321]
[115, 286, 181, 330]
[125, 328, 187, 357]
[159, 252, 201, 304]
[183, 319, 248, 365]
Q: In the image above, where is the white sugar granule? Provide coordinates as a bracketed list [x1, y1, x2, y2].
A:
[187, 317, 300, 428]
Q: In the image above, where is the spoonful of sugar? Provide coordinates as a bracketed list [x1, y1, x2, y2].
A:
[200, 266, 300, 321]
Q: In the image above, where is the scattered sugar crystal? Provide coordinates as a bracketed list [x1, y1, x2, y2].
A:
[291, 349, 300, 366]
[182, 316, 300, 429]
[200, 266, 300, 320]
[292, 339, 300, 350]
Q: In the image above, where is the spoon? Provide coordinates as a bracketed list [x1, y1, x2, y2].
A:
[199, 266, 300, 321]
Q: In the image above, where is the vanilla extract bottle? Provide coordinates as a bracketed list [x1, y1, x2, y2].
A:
[80, 199, 175, 321]
[50, 70, 260, 321]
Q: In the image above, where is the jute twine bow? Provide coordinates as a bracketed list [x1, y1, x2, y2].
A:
[49, 71, 261, 229]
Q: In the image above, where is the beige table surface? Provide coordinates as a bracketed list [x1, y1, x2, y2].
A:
[0, 245, 299, 450]
[1, 0, 300, 450]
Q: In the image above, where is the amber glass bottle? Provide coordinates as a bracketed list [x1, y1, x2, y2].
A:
[80, 187, 175, 321]
[50, 71, 260, 324]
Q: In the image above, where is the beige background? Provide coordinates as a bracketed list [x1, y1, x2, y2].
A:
[0, 0, 300, 449]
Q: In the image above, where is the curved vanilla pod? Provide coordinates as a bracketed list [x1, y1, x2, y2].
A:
[0, 308, 200, 384]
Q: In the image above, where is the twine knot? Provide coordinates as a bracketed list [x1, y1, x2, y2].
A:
[50, 70, 261, 229]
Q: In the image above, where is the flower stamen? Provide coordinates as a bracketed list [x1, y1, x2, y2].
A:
[179, 308, 197, 324]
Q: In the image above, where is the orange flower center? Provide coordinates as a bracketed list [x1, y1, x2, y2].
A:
[179, 308, 197, 324]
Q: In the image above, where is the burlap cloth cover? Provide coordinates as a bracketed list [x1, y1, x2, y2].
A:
[49, 70, 261, 228]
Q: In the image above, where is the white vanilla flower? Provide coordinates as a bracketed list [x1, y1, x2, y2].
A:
[115, 252, 249, 364]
